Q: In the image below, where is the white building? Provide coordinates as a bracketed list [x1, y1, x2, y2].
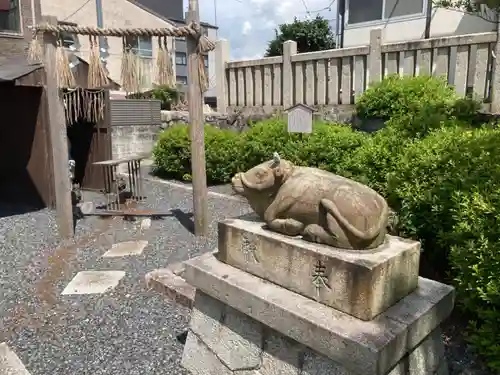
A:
[342, 0, 496, 47]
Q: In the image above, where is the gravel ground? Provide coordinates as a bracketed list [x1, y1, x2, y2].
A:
[0, 175, 492, 375]
[0, 180, 251, 375]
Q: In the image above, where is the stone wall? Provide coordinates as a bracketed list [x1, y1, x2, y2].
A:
[160, 104, 362, 133]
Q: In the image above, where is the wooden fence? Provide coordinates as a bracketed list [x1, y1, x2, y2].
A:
[215, 29, 496, 112]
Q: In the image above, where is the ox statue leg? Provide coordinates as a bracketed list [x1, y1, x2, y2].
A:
[303, 224, 339, 247]
[303, 198, 351, 248]
[267, 218, 304, 237]
[264, 196, 304, 237]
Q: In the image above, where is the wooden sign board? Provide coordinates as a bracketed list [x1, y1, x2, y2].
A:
[286, 103, 313, 133]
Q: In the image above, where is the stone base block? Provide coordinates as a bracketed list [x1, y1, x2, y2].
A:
[182, 291, 449, 375]
[218, 216, 421, 320]
[182, 253, 454, 375]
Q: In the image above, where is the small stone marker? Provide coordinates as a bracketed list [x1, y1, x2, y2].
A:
[286, 103, 314, 133]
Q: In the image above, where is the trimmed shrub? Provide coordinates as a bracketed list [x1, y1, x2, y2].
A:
[385, 125, 500, 371]
[355, 74, 459, 119]
[152, 125, 191, 181]
[239, 119, 307, 169]
[152, 124, 243, 184]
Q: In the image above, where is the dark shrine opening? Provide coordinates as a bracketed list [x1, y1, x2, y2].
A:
[64, 88, 111, 192]
[67, 117, 95, 186]
[0, 83, 50, 216]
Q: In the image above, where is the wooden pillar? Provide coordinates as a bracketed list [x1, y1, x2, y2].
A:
[42, 15, 74, 239]
[186, 0, 209, 236]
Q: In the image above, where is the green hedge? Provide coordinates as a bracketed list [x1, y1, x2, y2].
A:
[152, 75, 499, 370]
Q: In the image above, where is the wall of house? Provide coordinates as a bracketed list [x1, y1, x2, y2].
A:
[173, 23, 218, 98]
[344, 8, 496, 47]
[205, 26, 217, 98]
[40, 0, 175, 91]
[0, 0, 42, 60]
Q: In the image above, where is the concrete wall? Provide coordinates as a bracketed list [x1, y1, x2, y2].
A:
[40, 0, 175, 91]
[111, 124, 161, 172]
[0, 0, 42, 60]
[344, 8, 496, 47]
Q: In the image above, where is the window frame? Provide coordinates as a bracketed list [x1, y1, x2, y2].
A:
[125, 35, 153, 58]
[175, 52, 187, 66]
[176, 75, 187, 85]
[345, 0, 427, 28]
[0, 0, 22, 35]
[58, 21, 79, 49]
[203, 55, 208, 68]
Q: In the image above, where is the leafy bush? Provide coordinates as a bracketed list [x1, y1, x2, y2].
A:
[239, 119, 367, 173]
[355, 75, 480, 121]
[385, 126, 500, 371]
[152, 125, 242, 184]
[152, 75, 498, 370]
[239, 119, 307, 169]
[356, 75, 455, 119]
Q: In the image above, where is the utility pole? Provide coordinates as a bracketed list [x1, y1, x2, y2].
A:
[95, 0, 105, 61]
[186, 0, 209, 236]
[214, 0, 219, 37]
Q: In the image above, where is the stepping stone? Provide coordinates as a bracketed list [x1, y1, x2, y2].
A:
[61, 271, 126, 295]
[0, 342, 31, 374]
[102, 240, 149, 258]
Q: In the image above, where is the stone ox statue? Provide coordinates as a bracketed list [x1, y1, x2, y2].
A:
[231, 153, 389, 250]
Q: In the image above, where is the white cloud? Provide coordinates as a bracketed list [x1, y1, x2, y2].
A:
[242, 21, 252, 35]
[197, 0, 338, 60]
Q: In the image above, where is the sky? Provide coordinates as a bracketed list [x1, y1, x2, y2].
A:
[195, 0, 338, 60]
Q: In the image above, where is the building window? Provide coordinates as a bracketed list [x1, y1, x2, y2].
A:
[175, 52, 187, 65]
[0, 0, 20, 33]
[202, 27, 208, 37]
[176, 36, 185, 41]
[347, 0, 425, 25]
[58, 21, 78, 49]
[125, 35, 153, 58]
[203, 55, 208, 68]
[176, 75, 187, 85]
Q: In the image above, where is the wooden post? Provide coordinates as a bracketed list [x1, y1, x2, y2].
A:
[42, 16, 74, 239]
[367, 28, 383, 86]
[490, 20, 500, 113]
[186, 0, 209, 236]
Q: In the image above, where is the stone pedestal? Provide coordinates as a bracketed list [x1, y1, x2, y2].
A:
[180, 217, 454, 375]
[218, 217, 421, 320]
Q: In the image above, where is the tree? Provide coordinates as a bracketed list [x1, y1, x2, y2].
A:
[264, 15, 336, 57]
[434, 0, 499, 21]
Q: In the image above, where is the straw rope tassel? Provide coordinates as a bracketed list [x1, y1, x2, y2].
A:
[88, 35, 108, 88]
[55, 36, 76, 88]
[156, 36, 173, 86]
[120, 37, 139, 93]
[28, 30, 43, 63]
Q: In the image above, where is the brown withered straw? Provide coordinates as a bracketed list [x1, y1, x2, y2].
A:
[120, 37, 140, 93]
[28, 30, 43, 64]
[55, 38, 76, 88]
[156, 36, 174, 86]
[88, 35, 108, 88]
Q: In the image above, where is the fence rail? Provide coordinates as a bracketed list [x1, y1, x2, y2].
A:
[215, 30, 496, 112]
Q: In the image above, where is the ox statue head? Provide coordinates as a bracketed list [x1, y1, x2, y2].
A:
[231, 153, 294, 201]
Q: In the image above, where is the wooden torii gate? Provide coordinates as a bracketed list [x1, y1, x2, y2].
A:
[31, 0, 210, 239]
